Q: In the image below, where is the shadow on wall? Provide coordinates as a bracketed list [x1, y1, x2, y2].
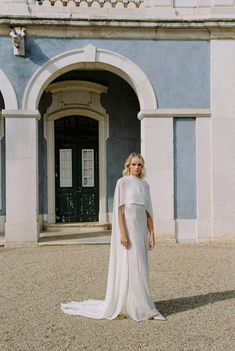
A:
[26, 38, 49, 65]
[155, 290, 235, 316]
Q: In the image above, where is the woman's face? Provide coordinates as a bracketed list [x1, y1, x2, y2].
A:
[129, 156, 142, 177]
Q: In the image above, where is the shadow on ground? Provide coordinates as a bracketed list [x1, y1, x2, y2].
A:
[155, 289, 235, 316]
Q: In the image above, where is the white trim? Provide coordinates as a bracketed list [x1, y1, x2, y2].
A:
[22, 45, 157, 112]
[138, 108, 211, 119]
[0, 113, 4, 140]
[196, 117, 212, 241]
[0, 69, 18, 110]
[2, 109, 41, 119]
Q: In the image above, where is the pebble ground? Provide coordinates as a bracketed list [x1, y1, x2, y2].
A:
[0, 242, 234, 351]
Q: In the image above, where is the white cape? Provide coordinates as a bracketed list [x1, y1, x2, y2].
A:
[60, 176, 163, 322]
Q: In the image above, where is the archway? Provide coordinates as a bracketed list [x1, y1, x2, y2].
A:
[22, 45, 157, 112]
[0, 69, 18, 110]
[23, 46, 157, 226]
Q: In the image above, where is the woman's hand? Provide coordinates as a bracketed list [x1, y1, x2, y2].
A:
[120, 232, 129, 249]
[149, 232, 155, 250]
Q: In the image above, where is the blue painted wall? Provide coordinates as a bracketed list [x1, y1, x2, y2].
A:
[174, 118, 197, 219]
[0, 37, 210, 108]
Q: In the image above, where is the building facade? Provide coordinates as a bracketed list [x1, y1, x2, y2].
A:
[0, 0, 235, 246]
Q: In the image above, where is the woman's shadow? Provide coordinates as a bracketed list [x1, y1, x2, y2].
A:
[154, 290, 235, 316]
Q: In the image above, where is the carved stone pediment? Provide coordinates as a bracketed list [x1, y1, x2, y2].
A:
[45, 80, 108, 119]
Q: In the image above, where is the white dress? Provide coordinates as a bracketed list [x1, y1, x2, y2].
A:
[60, 175, 164, 322]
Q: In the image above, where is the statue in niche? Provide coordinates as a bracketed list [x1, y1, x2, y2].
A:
[10, 27, 26, 56]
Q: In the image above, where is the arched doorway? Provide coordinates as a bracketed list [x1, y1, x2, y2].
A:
[55, 115, 99, 222]
[43, 80, 108, 224]
[21, 45, 157, 240]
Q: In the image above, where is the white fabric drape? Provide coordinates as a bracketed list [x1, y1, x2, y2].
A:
[60, 176, 163, 322]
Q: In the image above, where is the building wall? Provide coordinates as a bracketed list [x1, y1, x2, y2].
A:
[2, 34, 235, 243]
[0, 37, 210, 108]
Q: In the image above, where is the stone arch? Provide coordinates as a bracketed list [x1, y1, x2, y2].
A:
[0, 69, 18, 109]
[22, 45, 157, 112]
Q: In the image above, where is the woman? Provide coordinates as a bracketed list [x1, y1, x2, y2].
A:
[60, 152, 166, 322]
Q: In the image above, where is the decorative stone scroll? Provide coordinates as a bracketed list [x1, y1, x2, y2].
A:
[9, 27, 26, 56]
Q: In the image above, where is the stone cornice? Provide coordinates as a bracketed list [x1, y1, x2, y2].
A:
[1, 16, 235, 39]
[138, 109, 211, 120]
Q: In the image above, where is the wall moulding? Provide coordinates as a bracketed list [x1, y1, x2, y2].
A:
[2, 109, 41, 119]
[1, 22, 235, 40]
[138, 109, 211, 120]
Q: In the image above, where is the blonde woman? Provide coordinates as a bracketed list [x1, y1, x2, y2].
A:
[61, 152, 166, 322]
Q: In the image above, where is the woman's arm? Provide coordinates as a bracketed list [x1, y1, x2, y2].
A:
[146, 211, 155, 250]
[118, 205, 129, 249]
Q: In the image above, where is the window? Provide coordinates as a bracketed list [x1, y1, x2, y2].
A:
[82, 149, 94, 187]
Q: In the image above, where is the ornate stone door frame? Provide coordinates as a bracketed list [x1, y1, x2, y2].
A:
[44, 80, 109, 224]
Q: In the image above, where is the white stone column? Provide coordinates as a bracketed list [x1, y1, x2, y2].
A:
[98, 118, 108, 223]
[44, 119, 56, 224]
[211, 40, 235, 241]
[3, 109, 40, 246]
[139, 111, 175, 241]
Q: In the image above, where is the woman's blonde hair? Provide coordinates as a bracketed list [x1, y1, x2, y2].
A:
[122, 152, 146, 179]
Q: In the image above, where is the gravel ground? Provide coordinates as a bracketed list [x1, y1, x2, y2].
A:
[0, 242, 234, 351]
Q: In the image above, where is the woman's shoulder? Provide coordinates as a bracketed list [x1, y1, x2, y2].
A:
[117, 176, 149, 186]
[116, 176, 128, 185]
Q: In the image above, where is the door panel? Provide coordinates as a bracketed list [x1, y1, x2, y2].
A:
[55, 116, 99, 222]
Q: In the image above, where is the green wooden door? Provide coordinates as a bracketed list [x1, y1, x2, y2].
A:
[55, 116, 99, 222]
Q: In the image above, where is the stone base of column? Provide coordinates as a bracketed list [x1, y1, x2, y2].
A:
[175, 219, 197, 243]
[5, 220, 39, 247]
[155, 219, 176, 241]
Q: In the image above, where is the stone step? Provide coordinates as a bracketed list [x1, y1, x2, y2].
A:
[38, 230, 111, 246]
[40, 229, 111, 238]
[44, 222, 111, 234]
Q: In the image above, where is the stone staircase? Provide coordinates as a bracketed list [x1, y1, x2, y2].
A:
[38, 222, 111, 246]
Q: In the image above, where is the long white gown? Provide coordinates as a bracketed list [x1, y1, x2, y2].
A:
[60, 175, 164, 322]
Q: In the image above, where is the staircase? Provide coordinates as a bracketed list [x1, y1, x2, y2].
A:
[38, 222, 111, 246]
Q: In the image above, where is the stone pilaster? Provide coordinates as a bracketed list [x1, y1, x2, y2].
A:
[139, 110, 175, 241]
[2, 109, 40, 246]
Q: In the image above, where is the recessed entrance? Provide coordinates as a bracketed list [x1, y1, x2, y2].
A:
[55, 116, 99, 222]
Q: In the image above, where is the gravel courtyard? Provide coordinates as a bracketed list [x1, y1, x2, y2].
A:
[0, 242, 234, 351]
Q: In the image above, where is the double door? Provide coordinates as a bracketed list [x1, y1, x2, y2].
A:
[55, 117, 99, 222]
